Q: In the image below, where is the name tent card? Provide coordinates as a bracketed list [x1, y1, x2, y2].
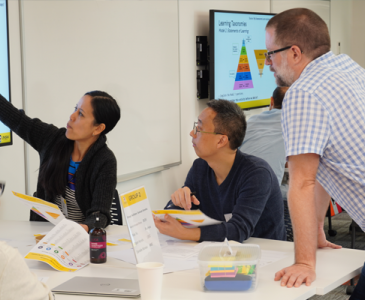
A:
[120, 186, 163, 264]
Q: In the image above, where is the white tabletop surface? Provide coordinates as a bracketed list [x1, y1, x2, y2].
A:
[1, 220, 364, 300]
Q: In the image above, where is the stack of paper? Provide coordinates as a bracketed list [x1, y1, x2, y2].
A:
[25, 219, 90, 272]
[12, 191, 65, 225]
[152, 209, 221, 228]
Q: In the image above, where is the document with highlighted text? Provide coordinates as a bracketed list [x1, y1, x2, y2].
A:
[25, 219, 89, 272]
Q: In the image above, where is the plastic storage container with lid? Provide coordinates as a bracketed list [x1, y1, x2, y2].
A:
[198, 244, 261, 292]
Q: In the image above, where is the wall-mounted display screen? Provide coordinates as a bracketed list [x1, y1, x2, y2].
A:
[210, 10, 276, 110]
[0, 0, 12, 147]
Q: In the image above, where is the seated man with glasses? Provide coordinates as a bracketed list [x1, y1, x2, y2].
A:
[154, 99, 286, 242]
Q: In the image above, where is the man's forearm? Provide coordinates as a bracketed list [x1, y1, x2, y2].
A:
[288, 181, 317, 268]
[314, 180, 331, 227]
[182, 227, 201, 241]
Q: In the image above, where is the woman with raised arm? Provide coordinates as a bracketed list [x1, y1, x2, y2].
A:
[0, 91, 120, 232]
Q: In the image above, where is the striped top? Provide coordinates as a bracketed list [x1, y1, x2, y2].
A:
[282, 51, 365, 230]
[55, 158, 85, 223]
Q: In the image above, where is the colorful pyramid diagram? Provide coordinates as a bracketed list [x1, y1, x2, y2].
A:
[234, 39, 254, 90]
[31, 206, 47, 219]
[176, 218, 193, 227]
[254, 50, 267, 77]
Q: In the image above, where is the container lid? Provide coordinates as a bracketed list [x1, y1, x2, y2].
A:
[198, 244, 261, 263]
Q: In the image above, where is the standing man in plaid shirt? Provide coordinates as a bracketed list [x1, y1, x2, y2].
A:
[265, 8, 365, 299]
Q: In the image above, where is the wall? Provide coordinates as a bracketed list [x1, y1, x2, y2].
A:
[351, 0, 365, 67]
[1, 0, 359, 221]
[331, 0, 352, 56]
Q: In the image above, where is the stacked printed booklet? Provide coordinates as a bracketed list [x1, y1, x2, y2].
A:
[13, 191, 89, 272]
[152, 209, 221, 228]
[25, 218, 90, 272]
[13, 191, 66, 225]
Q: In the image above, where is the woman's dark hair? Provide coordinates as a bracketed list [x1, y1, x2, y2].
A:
[39, 90, 120, 197]
[85, 90, 120, 135]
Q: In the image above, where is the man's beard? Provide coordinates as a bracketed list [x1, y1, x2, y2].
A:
[274, 55, 295, 87]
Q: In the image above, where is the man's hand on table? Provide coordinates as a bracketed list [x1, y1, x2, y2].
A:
[153, 214, 201, 241]
[318, 227, 342, 249]
[275, 227, 341, 288]
[275, 264, 316, 287]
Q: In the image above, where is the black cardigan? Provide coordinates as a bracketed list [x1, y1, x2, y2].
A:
[0, 94, 117, 229]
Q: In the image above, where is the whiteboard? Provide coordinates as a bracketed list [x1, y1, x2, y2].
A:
[20, 0, 181, 189]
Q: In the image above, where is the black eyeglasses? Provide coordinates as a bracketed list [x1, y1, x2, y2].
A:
[264, 46, 292, 62]
[193, 122, 223, 136]
[0, 181, 5, 196]
[193, 122, 230, 140]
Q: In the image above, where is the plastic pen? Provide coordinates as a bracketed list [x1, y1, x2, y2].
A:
[225, 237, 233, 256]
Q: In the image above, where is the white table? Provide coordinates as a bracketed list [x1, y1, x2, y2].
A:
[1, 220, 364, 300]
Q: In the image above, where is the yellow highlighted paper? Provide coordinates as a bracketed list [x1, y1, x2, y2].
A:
[152, 209, 221, 228]
[12, 191, 59, 210]
[25, 252, 77, 272]
[13, 191, 65, 225]
[25, 219, 89, 272]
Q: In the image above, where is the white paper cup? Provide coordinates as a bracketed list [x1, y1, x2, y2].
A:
[136, 262, 164, 300]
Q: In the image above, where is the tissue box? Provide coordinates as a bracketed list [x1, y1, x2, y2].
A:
[198, 244, 260, 292]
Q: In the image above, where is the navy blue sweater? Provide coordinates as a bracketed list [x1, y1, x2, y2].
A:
[167, 151, 286, 242]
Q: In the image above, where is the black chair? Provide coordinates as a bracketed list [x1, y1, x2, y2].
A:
[283, 200, 294, 242]
[326, 205, 337, 237]
[346, 219, 360, 295]
[110, 189, 123, 225]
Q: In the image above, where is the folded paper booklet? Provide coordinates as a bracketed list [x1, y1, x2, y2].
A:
[12, 191, 65, 225]
[152, 209, 222, 228]
[25, 219, 90, 272]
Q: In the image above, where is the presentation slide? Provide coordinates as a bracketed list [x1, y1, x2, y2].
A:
[0, 0, 11, 146]
[213, 11, 277, 109]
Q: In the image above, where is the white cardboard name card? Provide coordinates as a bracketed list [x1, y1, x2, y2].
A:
[120, 186, 163, 264]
